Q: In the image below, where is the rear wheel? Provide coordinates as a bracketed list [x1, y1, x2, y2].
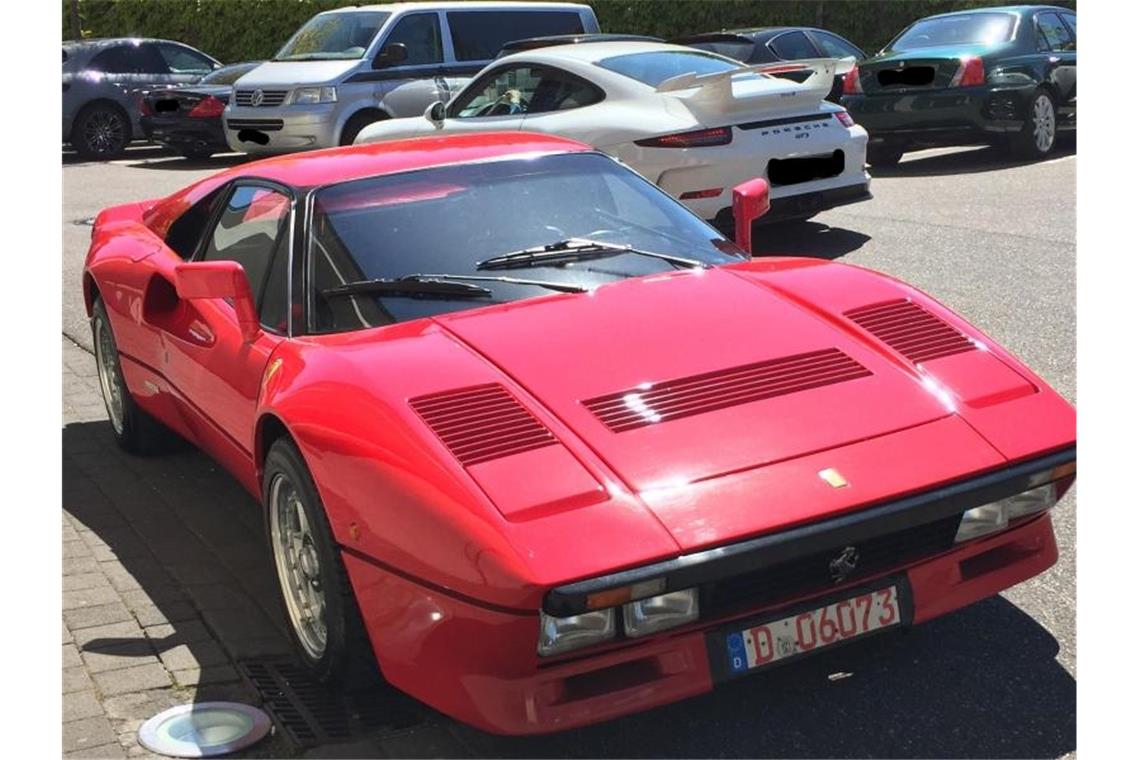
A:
[72, 103, 130, 160]
[91, 298, 171, 453]
[1010, 88, 1056, 159]
[264, 439, 379, 686]
[866, 145, 904, 167]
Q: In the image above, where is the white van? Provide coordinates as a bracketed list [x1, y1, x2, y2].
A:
[223, 1, 598, 154]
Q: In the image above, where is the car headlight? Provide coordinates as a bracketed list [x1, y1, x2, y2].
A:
[623, 589, 699, 637]
[292, 86, 337, 105]
[955, 475, 1061, 543]
[538, 609, 614, 657]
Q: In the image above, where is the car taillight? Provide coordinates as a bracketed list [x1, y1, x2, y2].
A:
[635, 127, 732, 148]
[138, 96, 152, 116]
[188, 95, 225, 118]
[950, 56, 985, 87]
[842, 65, 862, 95]
[834, 110, 855, 127]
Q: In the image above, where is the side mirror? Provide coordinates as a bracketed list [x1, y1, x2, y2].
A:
[175, 261, 261, 343]
[424, 100, 445, 128]
[731, 178, 771, 256]
[372, 42, 407, 69]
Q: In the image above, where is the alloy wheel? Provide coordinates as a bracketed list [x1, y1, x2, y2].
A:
[93, 315, 125, 435]
[83, 109, 126, 156]
[1032, 95, 1056, 154]
[269, 473, 328, 660]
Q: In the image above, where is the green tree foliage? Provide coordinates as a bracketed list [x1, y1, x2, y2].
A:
[63, 0, 1076, 63]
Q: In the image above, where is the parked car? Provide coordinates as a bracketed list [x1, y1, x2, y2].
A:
[841, 5, 1076, 164]
[671, 27, 865, 102]
[140, 62, 263, 159]
[84, 132, 1075, 735]
[223, 1, 599, 154]
[63, 38, 221, 159]
[357, 40, 870, 225]
[496, 32, 662, 58]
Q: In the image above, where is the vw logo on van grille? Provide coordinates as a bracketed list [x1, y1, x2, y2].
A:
[250, 89, 265, 107]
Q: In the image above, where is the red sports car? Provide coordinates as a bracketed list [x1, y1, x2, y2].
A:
[83, 132, 1075, 735]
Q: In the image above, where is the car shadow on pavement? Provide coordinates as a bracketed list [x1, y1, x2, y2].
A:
[751, 220, 871, 260]
[870, 137, 1076, 179]
[62, 143, 250, 170]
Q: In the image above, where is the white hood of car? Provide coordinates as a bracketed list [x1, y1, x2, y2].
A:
[234, 59, 362, 88]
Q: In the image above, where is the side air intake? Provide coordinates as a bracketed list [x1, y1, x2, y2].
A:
[845, 298, 976, 364]
[410, 384, 556, 466]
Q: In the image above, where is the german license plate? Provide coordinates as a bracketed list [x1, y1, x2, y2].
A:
[713, 582, 906, 680]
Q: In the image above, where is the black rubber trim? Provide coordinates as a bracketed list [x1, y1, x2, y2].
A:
[344, 64, 484, 83]
[737, 113, 834, 131]
[543, 446, 1075, 616]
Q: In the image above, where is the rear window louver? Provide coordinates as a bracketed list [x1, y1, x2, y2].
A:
[410, 384, 556, 466]
[845, 298, 976, 364]
[583, 348, 871, 433]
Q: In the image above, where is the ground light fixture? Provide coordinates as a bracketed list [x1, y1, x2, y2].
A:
[137, 702, 272, 758]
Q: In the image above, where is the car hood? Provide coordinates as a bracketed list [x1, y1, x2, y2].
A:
[233, 59, 361, 88]
[436, 264, 955, 498]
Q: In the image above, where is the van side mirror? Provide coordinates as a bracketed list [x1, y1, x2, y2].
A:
[372, 42, 407, 69]
[424, 100, 445, 127]
[731, 178, 771, 256]
[175, 261, 261, 343]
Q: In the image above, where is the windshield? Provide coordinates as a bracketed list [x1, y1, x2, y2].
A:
[891, 12, 1015, 51]
[275, 11, 390, 61]
[308, 153, 742, 332]
[596, 50, 742, 87]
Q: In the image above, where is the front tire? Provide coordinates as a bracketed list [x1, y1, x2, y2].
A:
[340, 111, 387, 146]
[91, 298, 170, 453]
[72, 103, 130, 160]
[1010, 88, 1057, 159]
[866, 145, 904, 167]
[264, 439, 379, 686]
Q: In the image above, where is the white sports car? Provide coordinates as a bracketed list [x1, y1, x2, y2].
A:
[356, 40, 870, 225]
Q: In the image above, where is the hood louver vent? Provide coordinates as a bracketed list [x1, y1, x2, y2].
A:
[410, 384, 556, 466]
[584, 348, 871, 433]
[845, 298, 976, 364]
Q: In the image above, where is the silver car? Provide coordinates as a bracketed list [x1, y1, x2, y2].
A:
[63, 38, 221, 159]
[223, 1, 598, 154]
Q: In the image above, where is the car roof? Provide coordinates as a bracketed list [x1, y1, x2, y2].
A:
[498, 33, 662, 55]
[63, 37, 192, 48]
[921, 5, 1071, 20]
[145, 132, 592, 235]
[319, 2, 590, 14]
[502, 39, 713, 65]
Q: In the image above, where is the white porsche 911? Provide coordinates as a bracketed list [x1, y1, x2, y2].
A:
[355, 40, 870, 225]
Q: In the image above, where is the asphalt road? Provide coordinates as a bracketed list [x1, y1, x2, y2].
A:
[61, 141, 1075, 758]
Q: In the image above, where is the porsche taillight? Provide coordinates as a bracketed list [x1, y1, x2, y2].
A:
[188, 95, 226, 118]
[842, 65, 863, 95]
[635, 127, 732, 149]
[949, 56, 985, 87]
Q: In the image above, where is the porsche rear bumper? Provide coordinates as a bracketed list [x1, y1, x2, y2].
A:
[342, 447, 1070, 735]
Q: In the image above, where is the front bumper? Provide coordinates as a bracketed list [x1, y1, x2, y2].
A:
[842, 84, 1032, 149]
[223, 103, 339, 154]
[342, 448, 1070, 735]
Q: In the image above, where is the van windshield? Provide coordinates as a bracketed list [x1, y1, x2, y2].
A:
[275, 11, 390, 61]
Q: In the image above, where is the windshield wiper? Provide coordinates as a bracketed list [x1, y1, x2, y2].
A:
[321, 276, 493, 300]
[476, 238, 707, 271]
[409, 273, 588, 293]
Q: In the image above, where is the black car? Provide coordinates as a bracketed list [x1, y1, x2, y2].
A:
[840, 5, 1075, 165]
[496, 33, 662, 58]
[139, 61, 262, 159]
[670, 27, 866, 102]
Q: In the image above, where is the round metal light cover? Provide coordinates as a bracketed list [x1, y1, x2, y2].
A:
[138, 702, 271, 758]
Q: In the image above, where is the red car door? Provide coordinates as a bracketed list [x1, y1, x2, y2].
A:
[159, 182, 293, 473]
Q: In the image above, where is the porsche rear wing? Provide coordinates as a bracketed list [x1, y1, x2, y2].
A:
[655, 57, 851, 118]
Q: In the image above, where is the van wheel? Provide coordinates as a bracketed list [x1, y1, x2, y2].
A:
[340, 111, 387, 146]
[866, 145, 904, 167]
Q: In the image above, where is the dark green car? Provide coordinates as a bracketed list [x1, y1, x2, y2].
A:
[841, 5, 1075, 165]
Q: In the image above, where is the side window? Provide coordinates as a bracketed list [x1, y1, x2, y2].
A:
[526, 67, 603, 114]
[768, 31, 818, 61]
[382, 13, 443, 66]
[164, 187, 224, 260]
[812, 31, 864, 60]
[447, 11, 584, 62]
[202, 186, 291, 314]
[157, 43, 215, 76]
[135, 43, 173, 74]
[451, 66, 543, 118]
[1061, 13, 1076, 48]
[1037, 13, 1074, 52]
[88, 46, 135, 74]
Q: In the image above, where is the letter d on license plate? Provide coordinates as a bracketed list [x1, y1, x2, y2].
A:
[711, 579, 911, 681]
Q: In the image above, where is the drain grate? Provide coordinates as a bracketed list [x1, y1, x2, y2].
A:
[238, 657, 423, 749]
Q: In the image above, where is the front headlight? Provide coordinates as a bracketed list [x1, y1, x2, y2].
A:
[955, 477, 1060, 543]
[292, 86, 337, 105]
[623, 589, 699, 637]
[538, 609, 615, 657]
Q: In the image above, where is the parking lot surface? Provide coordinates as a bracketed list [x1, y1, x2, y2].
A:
[62, 141, 1075, 758]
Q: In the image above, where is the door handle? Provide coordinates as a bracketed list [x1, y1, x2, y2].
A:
[1048, 56, 1060, 63]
